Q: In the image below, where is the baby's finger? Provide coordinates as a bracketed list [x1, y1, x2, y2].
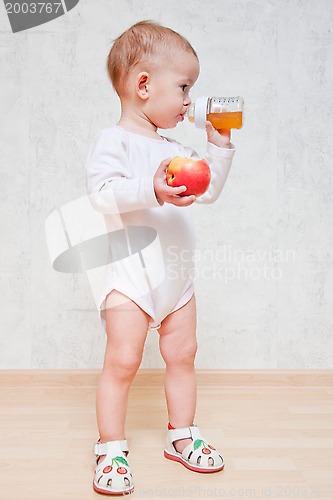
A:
[166, 184, 187, 196]
[157, 157, 172, 173]
[205, 120, 214, 130]
[171, 194, 196, 207]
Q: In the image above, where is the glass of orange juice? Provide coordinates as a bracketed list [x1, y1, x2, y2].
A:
[186, 96, 244, 130]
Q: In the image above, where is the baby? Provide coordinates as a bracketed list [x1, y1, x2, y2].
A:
[86, 20, 235, 495]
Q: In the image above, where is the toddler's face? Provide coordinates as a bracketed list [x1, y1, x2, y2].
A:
[145, 51, 199, 130]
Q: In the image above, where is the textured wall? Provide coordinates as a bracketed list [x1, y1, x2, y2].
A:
[1, 0, 332, 368]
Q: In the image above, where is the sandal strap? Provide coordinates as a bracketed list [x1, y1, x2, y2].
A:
[168, 425, 202, 443]
[93, 439, 128, 456]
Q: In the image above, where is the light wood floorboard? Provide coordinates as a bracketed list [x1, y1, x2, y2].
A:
[0, 370, 332, 500]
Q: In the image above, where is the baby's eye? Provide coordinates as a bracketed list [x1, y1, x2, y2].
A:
[180, 85, 188, 92]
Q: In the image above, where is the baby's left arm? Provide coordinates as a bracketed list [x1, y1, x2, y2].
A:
[181, 122, 236, 204]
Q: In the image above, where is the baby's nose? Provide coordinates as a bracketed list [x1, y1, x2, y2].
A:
[184, 96, 191, 106]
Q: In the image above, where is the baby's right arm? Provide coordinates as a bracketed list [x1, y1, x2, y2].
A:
[86, 128, 160, 214]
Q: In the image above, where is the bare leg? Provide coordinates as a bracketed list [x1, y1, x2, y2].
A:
[96, 290, 150, 443]
[158, 295, 198, 452]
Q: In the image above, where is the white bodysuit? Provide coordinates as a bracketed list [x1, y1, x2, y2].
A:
[85, 125, 235, 331]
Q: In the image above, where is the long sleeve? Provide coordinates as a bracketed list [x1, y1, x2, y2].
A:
[86, 128, 161, 214]
[181, 141, 235, 204]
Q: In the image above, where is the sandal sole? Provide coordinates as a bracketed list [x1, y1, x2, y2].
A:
[164, 450, 224, 473]
[93, 481, 134, 496]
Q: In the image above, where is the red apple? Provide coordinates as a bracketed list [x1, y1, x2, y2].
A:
[166, 156, 211, 197]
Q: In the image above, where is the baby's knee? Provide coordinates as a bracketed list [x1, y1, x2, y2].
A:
[104, 349, 142, 379]
[163, 339, 198, 366]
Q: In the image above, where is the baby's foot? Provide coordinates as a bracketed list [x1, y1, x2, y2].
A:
[93, 440, 133, 494]
[173, 437, 214, 466]
[173, 437, 192, 453]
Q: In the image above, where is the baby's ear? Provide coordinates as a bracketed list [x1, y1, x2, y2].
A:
[136, 72, 150, 100]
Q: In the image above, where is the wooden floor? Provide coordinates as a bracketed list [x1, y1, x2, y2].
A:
[0, 370, 333, 500]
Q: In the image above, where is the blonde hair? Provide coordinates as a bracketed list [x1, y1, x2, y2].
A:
[107, 20, 198, 96]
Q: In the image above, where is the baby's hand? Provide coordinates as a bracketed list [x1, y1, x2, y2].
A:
[153, 158, 196, 207]
[205, 121, 232, 149]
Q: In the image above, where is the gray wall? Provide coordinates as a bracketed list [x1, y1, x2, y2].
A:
[1, 0, 332, 368]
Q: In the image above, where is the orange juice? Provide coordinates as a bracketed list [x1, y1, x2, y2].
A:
[186, 96, 244, 130]
[207, 111, 243, 129]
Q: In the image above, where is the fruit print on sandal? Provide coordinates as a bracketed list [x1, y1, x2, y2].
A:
[93, 440, 134, 495]
[101, 455, 129, 476]
[188, 439, 217, 466]
[164, 425, 224, 473]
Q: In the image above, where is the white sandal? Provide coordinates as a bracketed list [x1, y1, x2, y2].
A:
[164, 425, 224, 473]
[93, 440, 134, 495]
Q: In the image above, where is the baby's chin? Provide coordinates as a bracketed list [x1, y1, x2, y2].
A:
[147, 110, 183, 130]
[154, 119, 180, 130]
